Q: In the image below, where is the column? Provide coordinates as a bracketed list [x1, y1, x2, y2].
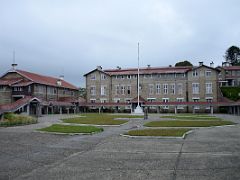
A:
[210, 106, 213, 115]
[60, 107, 62, 114]
[193, 106, 195, 114]
[67, 108, 69, 114]
[46, 107, 49, 115]
[27, 104, 30, 115]
[175, 106, 177, 114]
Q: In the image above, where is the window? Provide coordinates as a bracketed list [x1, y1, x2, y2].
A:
[162, 98, 169, 109]
[0, 86, 6, 91]
[121, 85, 125, 95]
[163, 84, 168, 94]
[149, 84, 154, 95]
[101, 74, 106, 80]
[121, 75, 125, 79]
[114, 98, 120, 103]
[90, 86, 96, 95]
[193, 98, 200, 109]
[192, 70, 198, 77]
[177, 98, 184, 109]
[206, 83, 213, 94]
[206, 97, 213, 109]
[170, 84, 175, 94]
[205, 70, 212, 77]
[156, 84, 161, 94]
[101, 85, 107, 95]
[115, 85, 121, 95]
[192, 83, 199, 94]
[177, 83, 183, 95]
[91, 74, 96, 80]
[127, 85, 131, 95]
[127, 75, 131, 79]
[90, 99, 96, 103]
[133, 75, 137, 79]
[100, 99, 107, 103]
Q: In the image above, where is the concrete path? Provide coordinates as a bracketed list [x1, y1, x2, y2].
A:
[0, 114, 240, 180]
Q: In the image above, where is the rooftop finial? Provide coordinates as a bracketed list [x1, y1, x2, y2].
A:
[11, 50, 18, 70]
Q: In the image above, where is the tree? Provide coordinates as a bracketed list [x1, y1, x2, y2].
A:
[225, 46, 240, 65]
[175, 60, 193, 67]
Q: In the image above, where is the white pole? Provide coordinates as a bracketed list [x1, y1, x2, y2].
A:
[137, 42, 140, 107]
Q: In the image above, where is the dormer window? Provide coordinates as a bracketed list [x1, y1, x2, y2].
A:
[91, 74, 96, 80]
[101, 74, 106, 80]
[192, 70, 198, 77]
[57, 80, 62, 86]
[13, 87, 22, 91]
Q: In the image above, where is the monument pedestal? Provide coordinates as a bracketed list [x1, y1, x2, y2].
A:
[133, 105, 143, 115]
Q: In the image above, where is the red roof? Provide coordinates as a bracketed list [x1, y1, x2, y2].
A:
[0, 79, 22, 86]
[104, 66, 192, 75]
[223, 66, 240, 70]
[15, 69, 78, 90]
[131, 96, 146, 103]
[0, 96, 37, 113]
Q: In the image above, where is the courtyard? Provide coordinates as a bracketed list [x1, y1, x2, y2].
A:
[0, 114, 240, 180]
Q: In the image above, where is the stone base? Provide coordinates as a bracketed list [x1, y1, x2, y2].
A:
[132, 105, 144, 115]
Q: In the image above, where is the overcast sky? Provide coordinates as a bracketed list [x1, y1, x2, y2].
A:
[1, 0, 240, 87]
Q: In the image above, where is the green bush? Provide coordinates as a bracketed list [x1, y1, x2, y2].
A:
[0, 113, 37, 127]
[221, 87, 240, 101]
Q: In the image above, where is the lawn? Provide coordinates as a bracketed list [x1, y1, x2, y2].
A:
[0, 113, 37, 127]
[38, 124, 103, 134]
[125, 128, 192, 137]
[63, 113, 142, 125]
[145, 120, 235, 127]
[160, 115, 222, 120]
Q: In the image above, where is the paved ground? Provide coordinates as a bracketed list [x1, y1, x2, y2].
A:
[0, 114, 240, 180]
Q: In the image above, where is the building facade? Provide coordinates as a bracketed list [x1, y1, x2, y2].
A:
[84, 62, 221, 113]
[0, 65, 80, 116]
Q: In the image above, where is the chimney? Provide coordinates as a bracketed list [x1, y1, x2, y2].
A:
[210, 61, 214, 68]
[11, 63, 18, 70]
[169, 65, 172, 67]
[97, 66, 102, 70]
[116, 66, 121, 70]
[59, 75, 64, 80]
[147, 64, 151, 68]
[199, 61, 203, 66]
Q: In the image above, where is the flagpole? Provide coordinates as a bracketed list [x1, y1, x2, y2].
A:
[137, 42, 140, 107]
[133, 42, 143, 115]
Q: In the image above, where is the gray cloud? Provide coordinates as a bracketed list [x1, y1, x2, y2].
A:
[1, 0, 240, 87]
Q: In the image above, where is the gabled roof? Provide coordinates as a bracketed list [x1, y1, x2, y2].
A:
[0, 79, 22, 86]
[0, 96, 40, 114]
[84, 68, 110, 76]
[4, 69, 79, 90]
[190, 65, 220, 72]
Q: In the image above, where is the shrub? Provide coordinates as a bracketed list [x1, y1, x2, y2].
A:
[221, 87, 240, 101]
[0, 113, 37, 127]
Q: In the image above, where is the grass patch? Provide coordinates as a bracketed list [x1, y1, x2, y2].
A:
[38, 124, 103, 134]
[126, 128, 191, 137]
[63, 113, 142, 125]
[160, 115, 222, 120]
[145, 120, 235, 127]
[0, 113, 37, 127]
